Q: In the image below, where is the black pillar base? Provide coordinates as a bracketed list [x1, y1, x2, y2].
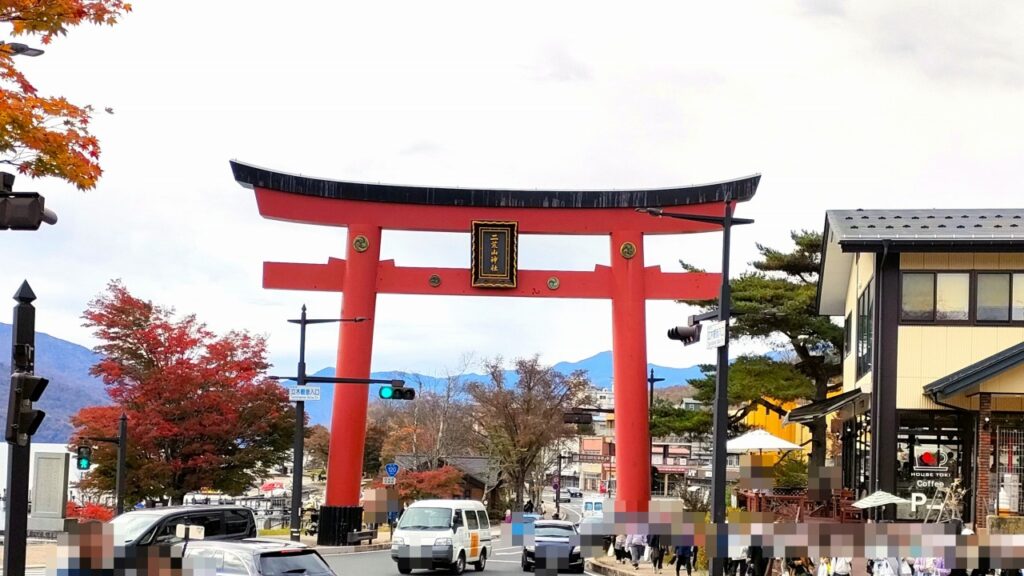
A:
[317, 505, 364, 546]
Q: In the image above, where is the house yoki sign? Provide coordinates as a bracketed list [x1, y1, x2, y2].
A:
[907, 450, 954, 512]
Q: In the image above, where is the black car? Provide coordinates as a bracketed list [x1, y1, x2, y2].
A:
[522, 520, 583, 573]
[107, 505, 257, 551]
[567, 490, 583, 499]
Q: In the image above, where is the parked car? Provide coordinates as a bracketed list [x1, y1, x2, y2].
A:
[567, 489, 584, 499]
[107, 505, 257, 552]
[391, 499, 493, 574]
[178, 539, 335, 575]
[521, 520, 583, 573]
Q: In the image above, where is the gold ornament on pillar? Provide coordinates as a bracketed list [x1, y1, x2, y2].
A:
[620, 242, 637, 259]
[352, 235, 369, 253]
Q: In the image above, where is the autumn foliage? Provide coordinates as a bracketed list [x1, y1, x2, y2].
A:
[0, 0, 132, 189]
[375, 466, 465, 502]
[70, 281, 295, 506]
[66, 501, 115, 523]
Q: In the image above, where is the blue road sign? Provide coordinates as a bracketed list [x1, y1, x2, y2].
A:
[385, 463, 400, 477]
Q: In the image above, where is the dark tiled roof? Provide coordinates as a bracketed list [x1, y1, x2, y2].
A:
[393, 455, 499, 485]
[827, 209, 1024, 247]
[924, 341, 1024, 399]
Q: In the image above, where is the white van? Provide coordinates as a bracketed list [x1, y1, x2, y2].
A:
[581, 497, 604, 519]
[390, 499, 492, 574]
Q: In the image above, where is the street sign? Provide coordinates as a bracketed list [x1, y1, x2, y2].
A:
[288, 386, 320, 402]
[385, 463, 400, 477]
[705, 320, 726, 349]
[572, 453, 611, 464]
[382, 476, 397, 485]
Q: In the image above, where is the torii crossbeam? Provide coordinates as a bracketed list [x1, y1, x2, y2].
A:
[231, 160, 759, 544]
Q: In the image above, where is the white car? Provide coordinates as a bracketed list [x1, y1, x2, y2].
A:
[391, 499, 493, 574]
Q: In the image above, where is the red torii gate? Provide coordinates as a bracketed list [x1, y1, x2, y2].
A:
[231, 161, 758, 538]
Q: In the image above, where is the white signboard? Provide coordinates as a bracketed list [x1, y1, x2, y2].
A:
[383, 476, 397, 486]
[705, 321, 727, 349]
[176, 524, 206, 540]
[289, 386, 321, 402]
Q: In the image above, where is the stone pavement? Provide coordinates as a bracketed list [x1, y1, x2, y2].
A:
[589, 555, 709, 576]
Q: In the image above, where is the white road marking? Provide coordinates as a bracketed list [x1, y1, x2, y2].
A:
[495, 546, 521, 551]
[489, 559, 520, 564]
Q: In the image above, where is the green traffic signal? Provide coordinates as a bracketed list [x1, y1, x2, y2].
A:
[76, 445, 92, 470]
[378, 385, 414, 400]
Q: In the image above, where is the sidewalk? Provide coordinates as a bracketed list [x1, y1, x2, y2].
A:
[589, 556, 709, 576]
[0, 541, 56, 572]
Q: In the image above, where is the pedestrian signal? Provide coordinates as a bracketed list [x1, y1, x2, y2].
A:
[76, 445, 92, 470]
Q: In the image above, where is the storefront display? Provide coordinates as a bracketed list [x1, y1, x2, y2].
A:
[894, 412, 970, 520]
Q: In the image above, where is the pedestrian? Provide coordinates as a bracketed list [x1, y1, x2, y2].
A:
[731, 548, 748, 576]
[524, 499, 535, 514]
[831, 557, 852, 576]
[674, 545, 696, 576]
[615, 534, 628, 564]
[628, 532, 647, 569]
[649, 534, 665, 574]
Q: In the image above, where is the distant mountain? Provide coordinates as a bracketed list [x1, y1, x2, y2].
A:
[0, 324, 770, 440]
[0, 323, 108, 444]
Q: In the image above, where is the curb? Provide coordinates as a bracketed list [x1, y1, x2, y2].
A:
[316, 542, 392, 555]
[587, 559, 634, 576]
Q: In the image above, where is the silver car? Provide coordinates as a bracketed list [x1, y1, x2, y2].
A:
[178, 539, 335, 575]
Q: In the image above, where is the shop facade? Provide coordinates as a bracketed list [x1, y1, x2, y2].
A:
[808, 208, 1024, 527]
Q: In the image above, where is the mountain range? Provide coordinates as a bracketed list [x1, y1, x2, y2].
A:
[0, 324, 707, 442]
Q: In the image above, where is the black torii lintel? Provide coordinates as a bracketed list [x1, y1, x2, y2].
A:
[230, 160, 760, 209]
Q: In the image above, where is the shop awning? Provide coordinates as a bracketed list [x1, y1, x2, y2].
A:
[925, 341, 1024, 399]
[783, 389, 864, 425]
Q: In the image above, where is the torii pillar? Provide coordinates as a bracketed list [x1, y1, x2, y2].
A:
[231, 160, 759, 544]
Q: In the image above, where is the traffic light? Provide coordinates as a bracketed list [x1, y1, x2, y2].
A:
[667, 324, 702, 346]
[5, 372, 48, 446]
[379, 381, 415, 401]
[77, 445, 92, 470]
[0, 192, 58, 230]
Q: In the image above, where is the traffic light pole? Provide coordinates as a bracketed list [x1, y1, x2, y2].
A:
[638, 199, 750, 576]
[283, 307, 368, 543]
[4, 281, 37, 576]
[78, 423, 128, 515]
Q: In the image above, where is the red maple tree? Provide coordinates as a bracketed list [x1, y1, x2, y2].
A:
[70, 281, 296, 506]
[66, 501, 115, 523]
[374, 466, 465, 502]
[0, 1, 132, 189]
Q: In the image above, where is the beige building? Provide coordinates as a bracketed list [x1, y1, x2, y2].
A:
[814, 208, 1024, 526]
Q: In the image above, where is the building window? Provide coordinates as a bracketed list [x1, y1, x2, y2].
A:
[901, 273, 934, 321]
[977, 273, 1012, 322]
[843, 313, 852, 358]
[900, 272, 969, 322]
[857, 281, 873, 380]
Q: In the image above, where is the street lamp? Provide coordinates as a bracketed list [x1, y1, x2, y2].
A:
[0, 42, 44, 57]
[637, 200, 753, 576]
[282, 306, 366, 543]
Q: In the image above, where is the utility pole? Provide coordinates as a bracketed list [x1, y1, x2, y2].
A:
[4, 281, 38, 576]
[116, 413, 128, 515]
[648, 369, 664, 490]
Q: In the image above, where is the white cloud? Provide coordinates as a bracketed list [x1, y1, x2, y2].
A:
[1, 0, 1021, 383]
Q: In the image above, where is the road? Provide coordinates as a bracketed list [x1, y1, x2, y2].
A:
[325, 498, 594, 576]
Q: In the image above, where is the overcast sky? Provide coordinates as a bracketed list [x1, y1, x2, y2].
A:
[2, 1, 1022, 381]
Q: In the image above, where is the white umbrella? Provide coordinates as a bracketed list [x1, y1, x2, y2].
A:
[852, 490, 909, 509]
[726, 429, 802, 453]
